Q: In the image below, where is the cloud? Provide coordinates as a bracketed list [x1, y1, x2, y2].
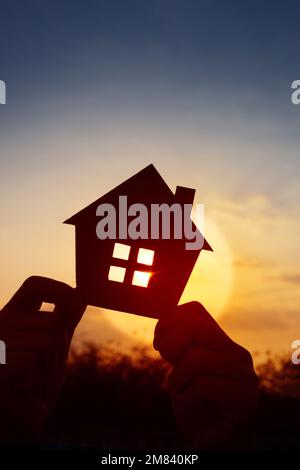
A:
[232, 257, 267, 269]
[220, 307, 300, 331]
[273, 273, 300, 285]
[220, 311, 286, 330]
[211, 194, 297, 224]
[266, 271, 300, 285]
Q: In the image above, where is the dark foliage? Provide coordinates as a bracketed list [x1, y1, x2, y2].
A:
[40, 344, 300, 449]
[41, 344, 180, 449]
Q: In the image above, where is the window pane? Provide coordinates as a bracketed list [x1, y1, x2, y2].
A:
[108, 266, 126, 283]
[112, 243, 131, 260]
[137, 248, 154, 266]
[132, 270, 151, 287]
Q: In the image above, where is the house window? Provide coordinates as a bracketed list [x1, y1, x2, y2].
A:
[132, 270, 151, 287]
[112, 242, 131, 260]
[108, 266, 126, 283]
[137, 247, 154, 266]
[108, 243, 155, 287]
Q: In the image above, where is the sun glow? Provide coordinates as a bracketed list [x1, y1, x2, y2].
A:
[137, 248, 155, 266]
[132, 270, 151, 287]
[102, 218, 233, 345]
[108, 265, 126, 283]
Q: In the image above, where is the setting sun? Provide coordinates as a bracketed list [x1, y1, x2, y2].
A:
[132, 270, 152, 287]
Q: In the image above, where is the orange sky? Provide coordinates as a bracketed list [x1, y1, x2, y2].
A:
[0, 131, 299, 365]
[1, 1, 300, 370]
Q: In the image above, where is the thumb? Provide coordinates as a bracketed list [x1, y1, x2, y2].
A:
[153, 301, 220, 351]
[54, 287, 86, 340]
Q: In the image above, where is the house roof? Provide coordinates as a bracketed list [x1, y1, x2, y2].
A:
[64, 163, 212, 251]
[64, 164, 172, 225]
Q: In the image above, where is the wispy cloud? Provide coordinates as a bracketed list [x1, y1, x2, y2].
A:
[212, 194, 297, 223]
[272, 273, 300, 285]
[220, 307, 300, 331]
[232, 257, 267, 269]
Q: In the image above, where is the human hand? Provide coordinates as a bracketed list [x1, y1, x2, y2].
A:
[154, 301, 259, 449]
[0, 276, 86, 443]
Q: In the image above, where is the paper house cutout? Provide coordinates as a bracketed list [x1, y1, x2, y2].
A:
[64, 164, 212, 319]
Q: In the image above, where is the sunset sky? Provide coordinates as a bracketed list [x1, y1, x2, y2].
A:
[0, 1, 299, 362]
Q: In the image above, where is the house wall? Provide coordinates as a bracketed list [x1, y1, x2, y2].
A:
[74, 226, 200, 319]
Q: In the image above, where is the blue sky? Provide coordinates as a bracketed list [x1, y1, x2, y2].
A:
[0, 0, 299, 127]
[0, 0, 299, 200]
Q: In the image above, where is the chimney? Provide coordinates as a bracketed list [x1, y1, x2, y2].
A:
[175, 186, 195, 206]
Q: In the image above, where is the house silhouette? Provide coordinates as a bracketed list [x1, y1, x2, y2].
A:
[64, 164, 212, 318]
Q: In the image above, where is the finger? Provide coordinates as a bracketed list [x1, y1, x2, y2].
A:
[175, 375, 259, 419]
[5, 310, 60, 331]
[172, 376, 242, 449]
[11, 362, 44, 395]
[5, 331, 58, 354]
[154, 301, 228, 351]
[0, 392, 49, 441]
[179, 301, 219, 326]
[43, 327, 69, 408]
[154, 324, 193, 364]
[168, 347, 256, 391]
[2, 276, 86, 337]
[54, 287, 86, 338]
[0, 351, 40, 383]
[157, 302, 218, 337]
[154, 305, 237, 363]
[2, 276, 76, 314]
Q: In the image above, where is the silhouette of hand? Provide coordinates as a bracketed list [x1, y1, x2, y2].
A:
[0, 276, 86, 442]
[154, 301, 259, 449]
